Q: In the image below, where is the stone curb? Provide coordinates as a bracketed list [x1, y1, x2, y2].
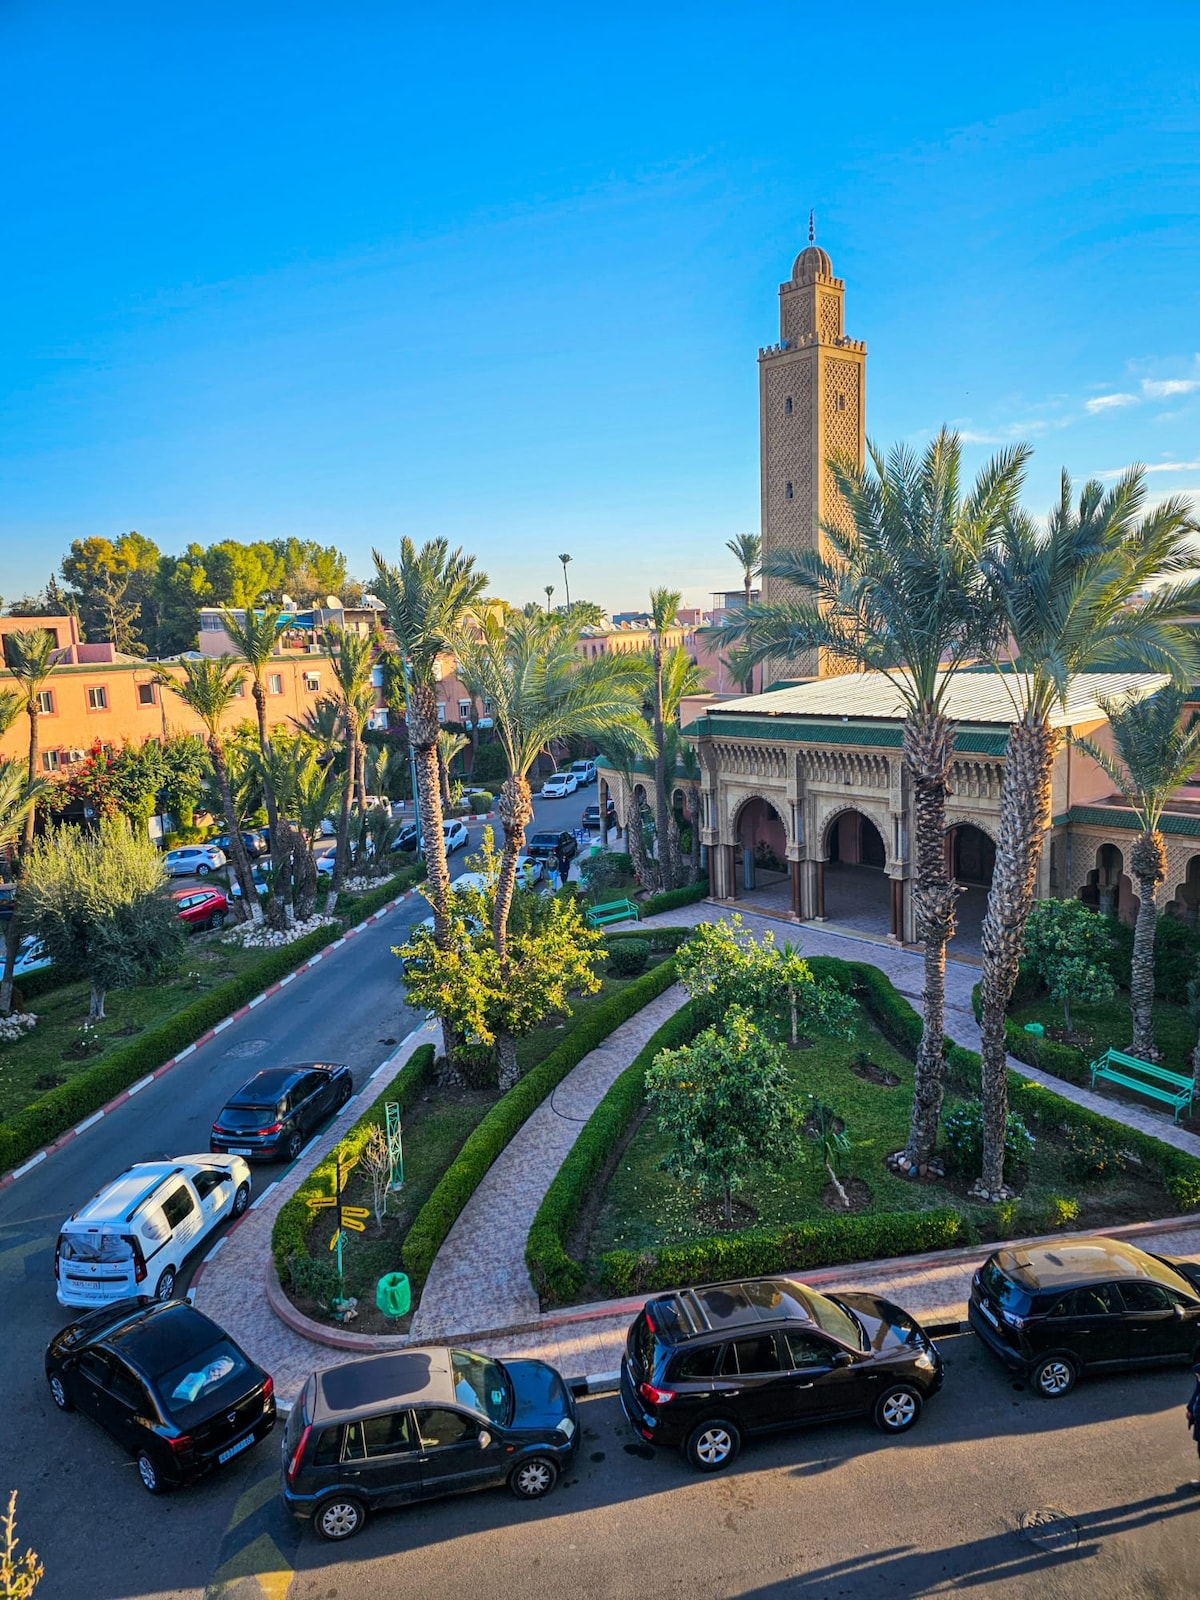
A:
[0, 886, 422, 1188]
[263, 1211, 1200, 1355]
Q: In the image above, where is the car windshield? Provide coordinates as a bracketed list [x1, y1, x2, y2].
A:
[160, 1339, 251, 1423]
[530, 834, 558, 848]
[220, 1106, 275, 1130]
[980, 1259, 1033, 1313]
[799, 1287, 865, 1349]
[59, 1231, 134, 1264]
[450, 1351, 513, 1425]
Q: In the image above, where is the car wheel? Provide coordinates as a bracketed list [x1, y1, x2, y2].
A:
[1030, 1354, 1077, 1398]
[509, 1456, 559, 1499]
[685, 1419, 741, 1472]
[137, 1452, 165, 1494]
[48, 1372, 73, 1412]
[284, 1129, 304, 1162]
[314, 1496, 365, 1541]
[232, 1181, 251, 1217]
[337, 1078, 352, 1108]
[211, 911, 226, 929]
[874, 1383, 923, 1434]
[153, 1266, 176, 1302]
[196, 863, 211, 876]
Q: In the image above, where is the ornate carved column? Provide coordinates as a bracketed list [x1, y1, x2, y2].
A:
[790, 859, 802, 916]
[814, 860, 825, 919]
[889, 877, 903, 942]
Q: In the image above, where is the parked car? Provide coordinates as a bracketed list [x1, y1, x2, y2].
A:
[582, 799, 617, 831]
[415, 872, 490, 934]
[55, 1156, 253, 1306]
[171, 887, 230, 931]
[392, 823, 420, 852]
[210, 830, 269, 859]
[541, 771, 578, 798]
[14, 934, 52, 979]
[229, 869, 269, 899]
[525, 830, 578, 864]
[46, 1298, 275, 1494]
[163, 845, 226, 878]
[210, 1063, 354, 1164]
[969, 1236, 1200, 1397]
[570, 760, 597, 786]
[281, 1346, 579, 1541]
[515, 853, 545, 886]
[443, 819, 470, 854]
[621, 1275, 943, 1471]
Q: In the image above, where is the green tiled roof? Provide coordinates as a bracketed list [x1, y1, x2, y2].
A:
[1059, 805, 1200, 838]
[680, 713, 1008, 756]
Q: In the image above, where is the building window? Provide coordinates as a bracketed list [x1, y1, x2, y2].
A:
[268, 673, 283, 695]
[304, 672, 321, 693]
[87, 686, 108, 711]
[835, 393, 846, 411]
[137, 683, 156, 707]
[459, 700, 471, 720]
[785, 396, 793, 414]
[37, 690, 55, 715]
[42, 750, 61, 772]
[199, 613, 223, 631]
[785, 482, 794, 499]
[436, 701, 446, 722]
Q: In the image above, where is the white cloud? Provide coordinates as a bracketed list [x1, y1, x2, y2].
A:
[1099, 460, 1200, 479]
[1085, 393, 1139, 414]
[1142, 377, 1200, 399]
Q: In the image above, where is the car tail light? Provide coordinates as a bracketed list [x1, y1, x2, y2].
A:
[259, 1122, 283, 1137]
[286, 1425, 311, 1485]
[1001, 1308, 1029, 1330]
[126, 1234, 147, 1284]
[262, 1375, 274, 1403]
[167, 1434, 195, 1455]
[637, 1381, 675, 1406]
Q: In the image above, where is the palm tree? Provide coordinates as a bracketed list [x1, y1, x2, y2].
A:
[1075, 687, 1200, 1060]
[3, 628, 58, 850]
[0, 755, 47, 1015]
[324, 627, 375, 905]
[558, 555, 572, 610]
[660, 645, 707, 884]
[712, 431, 1030, 1170]
[156, 658, 263, 920]
[437, 729, 469, 806]
[372, 539, 488, 1078]
[975, 470, 1200, 1196]
[726, 532, 762, 609]
[543, 585, 554, 612]
[219, 603, 286, 870]
[455, 609, 649, 1086]
[292, 695, 344, 761]
[648, 588, 683, 892]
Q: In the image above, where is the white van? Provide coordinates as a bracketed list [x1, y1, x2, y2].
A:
[570, 760, 597, 786]
[55, 1156, 252, 1308]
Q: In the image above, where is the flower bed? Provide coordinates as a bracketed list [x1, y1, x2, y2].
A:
[0, 1013, 38, 1045]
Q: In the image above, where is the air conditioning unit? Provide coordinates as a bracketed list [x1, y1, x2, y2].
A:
[68, 749, 87, 762]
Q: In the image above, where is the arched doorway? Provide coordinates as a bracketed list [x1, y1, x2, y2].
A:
[1167, 853, 1200, 927]
[946, 823, 995, 953]
[822, 810, 891, 936]
[1080, 843, 1136, 923]
[733, 797, 789, 908]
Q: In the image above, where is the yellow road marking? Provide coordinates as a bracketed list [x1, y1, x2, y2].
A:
[227, 1471, 279, 1533]
[205, 1531, 292, 1600]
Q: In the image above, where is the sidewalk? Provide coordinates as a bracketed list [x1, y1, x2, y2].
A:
[195, 902, 1200, 1405]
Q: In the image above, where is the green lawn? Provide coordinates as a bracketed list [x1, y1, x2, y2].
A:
[586, 1008, 1175, 1271]
[1008, 991, 1196, 1072]
[0, 935, 267, 1122]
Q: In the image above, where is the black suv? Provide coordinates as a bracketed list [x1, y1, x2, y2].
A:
[210, 1062, 354, 1163]
[969, 1236, 1200, 1397]
[282, 1347, 579, 1540]
[46, 1298, 275, 1493]
[621, 1275, 942, 1471]
[582, 800, 617, 831]
[525, 830, 578, 863]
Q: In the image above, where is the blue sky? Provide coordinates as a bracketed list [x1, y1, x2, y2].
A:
[2, 1, 1199, 615]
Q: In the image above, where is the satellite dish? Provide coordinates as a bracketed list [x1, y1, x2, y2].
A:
[280, 593, 297, 609]
[325, 594, 344, 609]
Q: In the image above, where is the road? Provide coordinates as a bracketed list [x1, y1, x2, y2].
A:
[0, 793, 586, 1600]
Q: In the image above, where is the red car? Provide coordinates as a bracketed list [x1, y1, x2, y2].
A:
[172, 887, 229, 931]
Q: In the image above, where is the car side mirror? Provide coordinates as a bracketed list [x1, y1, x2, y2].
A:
[478, 1430, 492, 1449]
[830, 1351, 854, 1369]
[1172, 1303, 1186, 1319]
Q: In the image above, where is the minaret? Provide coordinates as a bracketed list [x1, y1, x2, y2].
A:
[758, 219, 866, 677]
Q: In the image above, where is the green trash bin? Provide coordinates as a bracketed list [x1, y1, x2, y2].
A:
[1023, 1022, 1045, 1037]
[376, 1272, 411, 1318]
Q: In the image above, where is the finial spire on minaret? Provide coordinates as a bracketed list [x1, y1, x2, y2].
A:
[808, 209, 815, 245]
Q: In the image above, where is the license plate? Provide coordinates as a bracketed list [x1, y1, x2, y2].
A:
[218, 1433, 255, 1465]
[228, 1147, 253, 1156]
[978, 1299, 999, 1330]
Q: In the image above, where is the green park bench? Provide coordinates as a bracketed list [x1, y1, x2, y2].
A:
[1087, 1048, 1196, 1123]
[585, 898, 641, 928]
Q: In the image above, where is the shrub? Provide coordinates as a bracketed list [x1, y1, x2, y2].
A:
[608, 939, 650, 977]
[401, 958, 679, 1291]
[942, 1103, 1035, 1176]
[1059, 1124, 1130, 1183]
[607, 926, 692, 952]
[641, 881, 709, 918]
[286, 1252, 342, 1309]
[1046, 1193, 1080, 1229]
[579, 851, 634, 898]
[468, 791, 493, 814]
[271, 1043, 436, 1277]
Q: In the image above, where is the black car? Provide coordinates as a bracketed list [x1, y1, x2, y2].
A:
[46, 1298, 275, 1494]
[582, 800, 617, 830]
[621, 1275, 942, 1471]
[969, 1236, 1200, 1397]
[211, 829, 269, 859]
[210, 1062, 354, 1163]
[391, 823, 420, 852]
[282, 1347, 579, 1541]
[525, 830, 578, 863]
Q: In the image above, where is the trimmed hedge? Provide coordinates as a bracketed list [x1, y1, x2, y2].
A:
[968, 978, 1091, 1085]
[606, 926, 692, 952]
[271, 1042, 436, 1276]
[640, 880, 710, 918]
[0, 874, 425, 1176]
[401, 957, 680, 1291]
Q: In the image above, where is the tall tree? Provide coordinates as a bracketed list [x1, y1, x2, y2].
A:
[151, 544, 213, 656]
[206, 542, 284, 608]
[0, 657, 54, 1017]
[372, 538, 488, 1079]
[976, 470, 1200, 1195]
[1075, 687, 1200, 1060]
[155, 658, 262, 919]
[648, 588, 683, 892]
[2, 628, 59, 850]
[558, 554, 572, 609]
[219, 604, 286, 876]
[437, 729, 469, 805]
[324, 627, 375, 907]
[60, 533, 159, 646]
[725, 532, 762, 609]
[712, 431, 1029, 1171]
[543, 585, 554, 612]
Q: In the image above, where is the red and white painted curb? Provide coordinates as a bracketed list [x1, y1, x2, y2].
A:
[0, 887, 423, 1189]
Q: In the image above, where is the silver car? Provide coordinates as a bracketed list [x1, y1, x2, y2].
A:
[163, 845, 227, 878]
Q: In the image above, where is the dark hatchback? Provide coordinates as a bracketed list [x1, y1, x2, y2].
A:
[621, 1275, 942, 1471]
[282, 1347, 579, 1541]
[525, 829, 578, 863]
[46, 1298, 275, 1494]
[211, 1062, 354, 1163]
[969, 1236, 1200, 1397]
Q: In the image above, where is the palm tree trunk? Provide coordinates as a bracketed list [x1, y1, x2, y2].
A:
[211, 739, 260, 923]
[687, 786, 702, 884]
[493, 774, 533, 968]
[409, 684, 461, 1084]
[496, 1029, 521, 1092]
[0, 919, 20, 1016]
[624, 794, 653, 888]
[24, 704, 38, 849]
[252, 677, 282, 873]
[652, 650, 674, 891]
[1129, 831, 1165, 1061]
[329, 719, 356, 906]
[978, 715, 1057, 1197]
[903, 711, 956, 1167]
[666, 803, 684, 889]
